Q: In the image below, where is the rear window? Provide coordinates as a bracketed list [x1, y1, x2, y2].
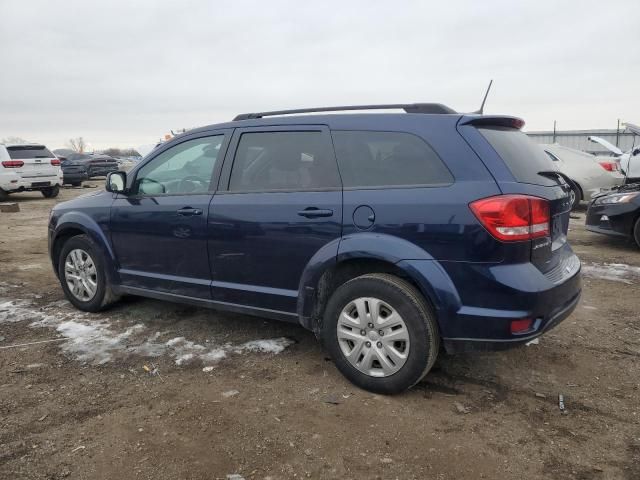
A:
[7, 145, 54, 159]
[477, 127, 557, 186]
[331, 131, 453, 188]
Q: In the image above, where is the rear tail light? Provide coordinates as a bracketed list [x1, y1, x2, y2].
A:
[470, 194, 550, 241]
[51, 159, 61, 166]
[598, 161, 620, 172]
[510, 318, 533, 334]
[1, 160, 24, 168]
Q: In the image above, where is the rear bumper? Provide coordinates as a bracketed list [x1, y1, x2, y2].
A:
[0, 173, 62, 191]
[443, 289, 581, 352]
[584, 174, 625, 202]
[63, 172, 89, 184]
[399, 247, 582, 353]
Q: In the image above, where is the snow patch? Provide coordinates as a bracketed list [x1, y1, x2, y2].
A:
[233, 338, 294, 354]
[1, 296, 294, 366]
[17, 264, 42, 271]
[0, 300, 55, 324]
[582, 263, 640, 284]
[56, 321, 145, 365]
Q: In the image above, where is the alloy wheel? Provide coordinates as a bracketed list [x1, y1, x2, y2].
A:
[64, 248, 98, 301]
[336, 297, 410, 377]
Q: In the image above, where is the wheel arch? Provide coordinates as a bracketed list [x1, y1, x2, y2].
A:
[297, 233, 456, 335]
[51, 214, 118, 283]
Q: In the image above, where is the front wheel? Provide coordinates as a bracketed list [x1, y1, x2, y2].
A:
[0, 188, 8, 201]
[42, 185, 60, 198]
[322, 273, 439, 394]
[57, 234, 118, 312]
[634, 217, 640, 249]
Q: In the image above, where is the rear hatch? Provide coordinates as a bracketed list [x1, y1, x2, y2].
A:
[6, 145, 59, 178]
[459, 117, 575, 277]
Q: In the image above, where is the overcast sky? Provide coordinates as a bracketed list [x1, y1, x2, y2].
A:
[1, 0, 639, 150]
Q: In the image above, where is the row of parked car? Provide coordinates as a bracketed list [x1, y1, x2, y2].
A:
[0, 144, 119, 200]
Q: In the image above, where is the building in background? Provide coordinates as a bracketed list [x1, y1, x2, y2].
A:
[528, 129, 637, 156]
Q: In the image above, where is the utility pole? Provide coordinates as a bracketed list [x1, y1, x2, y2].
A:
[616, 119, 620, 147]
[552, 120, 557, 143]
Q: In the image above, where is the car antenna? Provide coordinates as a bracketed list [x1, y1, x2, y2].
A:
[473, 79, 493, 115]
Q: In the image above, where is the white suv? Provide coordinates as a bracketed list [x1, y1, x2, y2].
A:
[0, 144, 63, 201]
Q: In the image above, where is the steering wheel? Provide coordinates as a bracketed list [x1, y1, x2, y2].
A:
[178, 176, 208, 193]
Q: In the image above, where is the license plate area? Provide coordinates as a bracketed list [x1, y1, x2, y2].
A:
[31, 181, 51, 188]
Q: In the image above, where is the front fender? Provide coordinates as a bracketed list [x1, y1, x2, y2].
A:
[51, 211, 119, 283]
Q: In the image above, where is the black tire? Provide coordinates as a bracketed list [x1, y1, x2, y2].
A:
[71, 182, 82, 187]
[57, 234, 119, 312]
[634, 217, 640, 249]
[0, 188, 8, 201]
[42, 185, 60, 198]
[322, 273, 439, 394]
[568, 181, 582, 210]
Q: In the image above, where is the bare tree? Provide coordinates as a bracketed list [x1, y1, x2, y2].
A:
[68, 137, 86, 153]
[1, 136, 29, 144]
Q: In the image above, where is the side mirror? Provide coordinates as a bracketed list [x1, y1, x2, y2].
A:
[106, 171, 127, 193]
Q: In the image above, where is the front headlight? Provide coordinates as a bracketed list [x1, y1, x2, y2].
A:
[594, 192, 639, 205]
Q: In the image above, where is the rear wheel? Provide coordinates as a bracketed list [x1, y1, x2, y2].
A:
[634, 217, 640, 249]
[71, 182, 82, 187]
[322, 273, 439, 394]
[42, 185, 60, 198]
[57, 234, 118, 312]
[0, 188, 8, 201]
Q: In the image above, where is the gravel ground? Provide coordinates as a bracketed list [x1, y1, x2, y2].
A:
[1, 185, 639, 480]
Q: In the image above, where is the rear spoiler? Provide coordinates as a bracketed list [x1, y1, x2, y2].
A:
[458, 115, 525, 130]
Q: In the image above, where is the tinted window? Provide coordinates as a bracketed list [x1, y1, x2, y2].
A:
[134, 136, 224, 195]
[331, 131, 453, 188]
[478, 127, 557, 186]
[7, 146, 54, 159]
[228, 131, 340, 191]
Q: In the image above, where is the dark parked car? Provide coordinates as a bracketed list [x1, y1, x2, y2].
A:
[585, 182, 640, 248]
[48, 103, 581, 393]
[55, 152, 118, 185]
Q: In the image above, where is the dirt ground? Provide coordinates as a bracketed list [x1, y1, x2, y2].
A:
[1, 185, 639, 480]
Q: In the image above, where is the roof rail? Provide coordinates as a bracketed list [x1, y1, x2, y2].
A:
[233, 103, 456, 121]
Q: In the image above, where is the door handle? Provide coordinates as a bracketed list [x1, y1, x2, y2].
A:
[177, 207, 203, 216]
[297, 207, 333, 218]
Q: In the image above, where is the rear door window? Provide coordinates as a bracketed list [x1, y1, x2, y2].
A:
[477, 127, 557, 186]
[7, 146, 54, 159]
[331, 131, 453, 188]
[228, 131, 341, 191]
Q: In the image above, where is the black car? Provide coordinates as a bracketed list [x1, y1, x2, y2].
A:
[586, 182, 640, 248]
[58, 153, 118, 185]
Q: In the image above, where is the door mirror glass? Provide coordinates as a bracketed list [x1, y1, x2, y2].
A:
[106, 171, 127, 193]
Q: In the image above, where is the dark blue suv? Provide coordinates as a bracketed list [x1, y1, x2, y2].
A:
[48, 104, 581, 394]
